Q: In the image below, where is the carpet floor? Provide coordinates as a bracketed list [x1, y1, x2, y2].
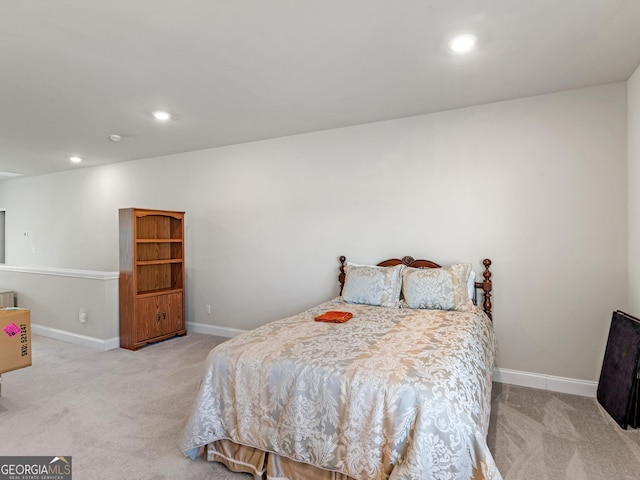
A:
[1, 333, 639, 479]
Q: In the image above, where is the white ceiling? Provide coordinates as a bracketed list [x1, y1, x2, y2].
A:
[1, 0, 640, 179]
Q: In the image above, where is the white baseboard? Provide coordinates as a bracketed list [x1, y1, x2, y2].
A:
[187, 321, 245, 338]
[32, 320, 244, 351]
[32, 323, 120, 351]
[493, 367, 598, 398]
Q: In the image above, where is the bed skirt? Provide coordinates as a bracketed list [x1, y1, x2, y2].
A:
[208, 439, 355, 480]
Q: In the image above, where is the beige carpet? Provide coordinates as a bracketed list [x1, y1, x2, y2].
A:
[1, 333, 639, 479]
[487, 382, 640, 479]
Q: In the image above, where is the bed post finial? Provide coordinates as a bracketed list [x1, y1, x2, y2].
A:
[339, 256, 347, 295]
[401, 256, 415, 266]
[482, 259, 492, 320]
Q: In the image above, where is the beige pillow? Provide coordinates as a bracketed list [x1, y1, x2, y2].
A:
[402, 263, 473, 311]
[342, 263, 404, 308]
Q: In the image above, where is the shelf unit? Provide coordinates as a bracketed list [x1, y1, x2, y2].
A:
[119, 208, 186, 350]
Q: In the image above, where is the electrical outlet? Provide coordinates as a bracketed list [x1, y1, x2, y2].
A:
[205, 304, 211, 314]
[78, 309, 87, 324]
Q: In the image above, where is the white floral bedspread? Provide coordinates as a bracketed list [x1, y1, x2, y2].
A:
[181, 298, 501, 480]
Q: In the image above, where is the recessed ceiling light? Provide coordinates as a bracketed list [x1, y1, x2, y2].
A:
[70, 156, 83, 163]
[152, 111, 172, 121]
[449, 34, 477, 53]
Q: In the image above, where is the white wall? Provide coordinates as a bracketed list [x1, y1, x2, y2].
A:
[628, 65, 640, 314]
[0, 82, 628, 382]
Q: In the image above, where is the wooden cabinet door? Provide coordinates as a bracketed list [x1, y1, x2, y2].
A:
[159, 292, 183, 336]
[136, 292, 183, 342]
[135, 296, 163, 342]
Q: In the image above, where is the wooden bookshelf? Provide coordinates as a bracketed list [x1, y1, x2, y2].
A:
[119, 208, 186, 350]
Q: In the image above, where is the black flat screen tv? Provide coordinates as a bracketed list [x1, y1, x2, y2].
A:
[597, 310, 640, 429]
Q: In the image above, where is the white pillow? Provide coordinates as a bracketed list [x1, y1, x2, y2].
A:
[467, 270, 476, 302]
[342, 263, 404, 308]
[402, 263, 473, 311]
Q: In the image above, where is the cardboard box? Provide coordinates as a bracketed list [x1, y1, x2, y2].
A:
[0, 308, 31, 375]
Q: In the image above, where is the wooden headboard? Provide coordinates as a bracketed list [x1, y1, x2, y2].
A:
[338, 256, 493, 320]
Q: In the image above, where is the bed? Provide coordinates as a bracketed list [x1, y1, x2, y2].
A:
[181, 256, 500, 480]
